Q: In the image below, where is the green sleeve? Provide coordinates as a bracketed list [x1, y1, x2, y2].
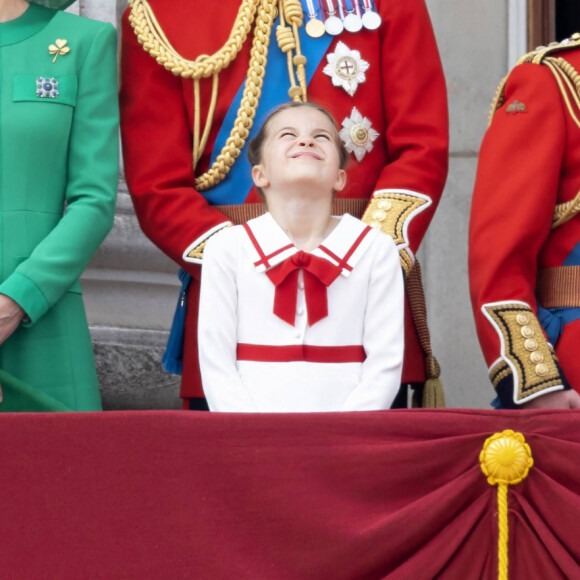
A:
[0, 23, 119, 324]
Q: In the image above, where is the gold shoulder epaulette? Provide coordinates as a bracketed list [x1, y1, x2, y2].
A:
[525, 32, 580, 65]
[488, 33, 580, 125]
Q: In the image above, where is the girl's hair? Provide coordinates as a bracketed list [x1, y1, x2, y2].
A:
[247, 101, 350, 171]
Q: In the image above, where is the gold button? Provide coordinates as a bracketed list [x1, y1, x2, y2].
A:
[524, 338, 538, 351]
[372, 209, 387, 222]
[516, 313, 530, 325]
[369, 221, 382, 229]
[521, 325, 535, 338]
[572, 33, 580, 41]
[530, 351, 544, 364]
[377, 199, 392, 211]
[535, 363, 548, 377]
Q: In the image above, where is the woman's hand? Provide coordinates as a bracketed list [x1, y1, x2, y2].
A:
[0, 294, 24, 346]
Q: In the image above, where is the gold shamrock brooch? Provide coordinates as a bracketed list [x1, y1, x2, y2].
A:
[49, 39, 70, 63]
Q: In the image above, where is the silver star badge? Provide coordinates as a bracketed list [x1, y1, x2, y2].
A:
[339, 107, 379, 162]
[322, 42, 370, 97]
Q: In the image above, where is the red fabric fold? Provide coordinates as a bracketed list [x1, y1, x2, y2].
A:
[266, 251, 342, 326]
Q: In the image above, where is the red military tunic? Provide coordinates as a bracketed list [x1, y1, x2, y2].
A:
[120, 0, 448, 399]
[469, 37, 580, 408]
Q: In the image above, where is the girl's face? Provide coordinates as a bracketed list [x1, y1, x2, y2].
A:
[251, 107, 346, 197]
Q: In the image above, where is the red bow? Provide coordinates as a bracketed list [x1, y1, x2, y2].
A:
[266, 251, 342, 326]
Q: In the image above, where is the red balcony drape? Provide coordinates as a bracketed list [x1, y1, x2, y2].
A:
[1, 409, 579, 578]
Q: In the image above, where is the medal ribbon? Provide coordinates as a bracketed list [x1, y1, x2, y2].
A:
[266, 251, 342, 326]
[301, 0, 319, 18]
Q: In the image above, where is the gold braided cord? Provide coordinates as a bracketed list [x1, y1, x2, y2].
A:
[129, 0, 259, 78]
[497, 484, 509, 580]
[543, 57, 580, 129]
[129, 0, 308, 191]
[193, 74, 220, 170]
[195, 0, 278, 191]
[281, 0, 308, 100]
[553, 188, 580, 228]
[488, 74, 509, 126]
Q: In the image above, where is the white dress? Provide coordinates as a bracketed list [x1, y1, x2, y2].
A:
[198, 213, 404, 412]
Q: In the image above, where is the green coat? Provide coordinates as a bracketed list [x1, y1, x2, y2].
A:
[0, 4, 119, 411]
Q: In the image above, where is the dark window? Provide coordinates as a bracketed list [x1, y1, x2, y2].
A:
[556, 0, 580, 41]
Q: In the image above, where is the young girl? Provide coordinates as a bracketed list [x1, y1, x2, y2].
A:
[198, 102, 404, 412]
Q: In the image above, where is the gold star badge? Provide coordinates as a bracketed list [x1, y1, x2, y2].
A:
[49, 39, 70, 63]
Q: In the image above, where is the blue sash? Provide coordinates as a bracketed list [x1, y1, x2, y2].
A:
[201, 20, 332, 205]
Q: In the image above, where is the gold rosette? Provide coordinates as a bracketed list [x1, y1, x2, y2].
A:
[480, 430, 534, 486]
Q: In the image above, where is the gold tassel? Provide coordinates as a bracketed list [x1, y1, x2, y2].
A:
[422, 353, 445, 408]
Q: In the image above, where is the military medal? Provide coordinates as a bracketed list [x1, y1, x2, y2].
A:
[323, 0, 343, 36]
[361, 0, 381, 30]
[302, 0, 325, 38]
[341, 0, 363, 33]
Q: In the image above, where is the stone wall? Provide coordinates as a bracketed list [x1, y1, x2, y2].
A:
[77, 0, 514, 409]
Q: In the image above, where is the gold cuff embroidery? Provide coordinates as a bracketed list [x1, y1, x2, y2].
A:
[362, 192, 430, 246]
[361, 191, 432, 276]
[185, 224, 232, 261]
[483, 302, 562, 403]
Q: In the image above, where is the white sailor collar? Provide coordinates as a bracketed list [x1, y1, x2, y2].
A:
[241, 212, 379, 278]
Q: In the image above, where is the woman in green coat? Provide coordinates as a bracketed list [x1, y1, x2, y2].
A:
[0, 0, 118, 411]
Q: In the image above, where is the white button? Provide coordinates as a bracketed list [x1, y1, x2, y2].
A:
[298, 282, 305, 291]
[296, 308, 304, 316]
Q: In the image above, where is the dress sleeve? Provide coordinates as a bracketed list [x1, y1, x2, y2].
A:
[119, 8, 231, 270]
[0, 23, 119, 324]
[469, 63, 569, 407]
[362, 0, 449, 274]
[341, 234, 405, 410]
[198, 230, 258, 412]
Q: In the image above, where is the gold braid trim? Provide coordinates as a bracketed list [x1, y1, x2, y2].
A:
[487, 74, 509, 126]
[541, 57, 580, 228]
[129, 0, 307, 192]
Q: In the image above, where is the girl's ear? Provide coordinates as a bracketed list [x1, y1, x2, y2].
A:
[333, 169, 347, 193]
[252, 164, 270, 189]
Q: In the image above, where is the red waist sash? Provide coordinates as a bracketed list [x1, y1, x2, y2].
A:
[236, 344, 366, 363]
